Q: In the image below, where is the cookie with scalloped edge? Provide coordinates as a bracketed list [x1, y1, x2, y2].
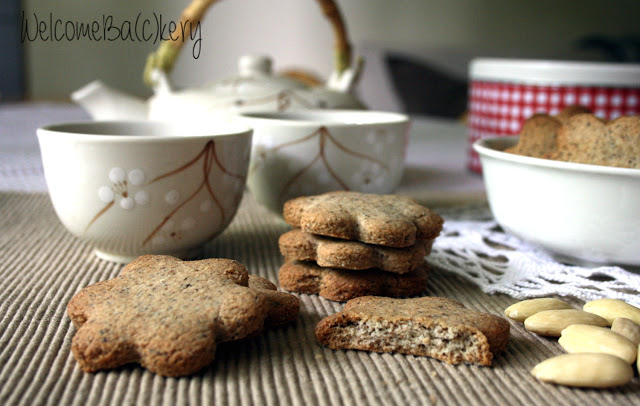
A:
[504, 105, 592, 158]
[278, 259, 429, 302]
[283, 191, 443, 248]
[67, 255, 299, 376]
[504, 114, 562, 158]
[279, 228, 432, 274]
[555, 105, 592, 124]
[315, 296, 510, 366]
[550, 114, 640, 168]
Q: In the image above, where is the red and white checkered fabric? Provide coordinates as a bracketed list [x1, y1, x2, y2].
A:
[467, 81, 640, 173]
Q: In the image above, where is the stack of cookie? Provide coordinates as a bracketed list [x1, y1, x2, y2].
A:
[278, 191, 444, 302]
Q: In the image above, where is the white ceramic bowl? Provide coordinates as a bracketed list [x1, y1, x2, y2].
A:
[474, 137, 640, 266]
[239, 110, 409, 213]
[38, 121, 252, 263]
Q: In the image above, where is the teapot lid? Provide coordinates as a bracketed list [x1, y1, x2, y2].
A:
[238, 54, 273, 76]
[206, 54, 307, 95]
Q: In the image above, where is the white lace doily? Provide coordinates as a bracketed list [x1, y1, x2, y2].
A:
[427, 204, 640, 307]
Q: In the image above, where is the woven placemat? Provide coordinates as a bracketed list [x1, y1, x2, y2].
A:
[0, 192, 638, 406]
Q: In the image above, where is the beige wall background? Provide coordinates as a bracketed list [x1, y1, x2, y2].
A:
[22, 0, 640, 100]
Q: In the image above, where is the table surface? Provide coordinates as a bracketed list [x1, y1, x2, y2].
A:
[1, 102, 638, 406]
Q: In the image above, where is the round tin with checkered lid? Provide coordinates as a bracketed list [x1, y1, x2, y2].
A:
[467, 58, 640, 173]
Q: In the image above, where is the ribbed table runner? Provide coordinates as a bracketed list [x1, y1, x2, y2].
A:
[1, 192, 638, 406]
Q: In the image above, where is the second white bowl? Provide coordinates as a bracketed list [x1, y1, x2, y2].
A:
[240, 110, 409, 213]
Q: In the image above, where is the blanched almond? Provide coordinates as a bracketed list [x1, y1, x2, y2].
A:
[504, 298, 572, 322]
[558, 324, 637, 364]
[611, 317, 640, 346]
[583, 298, 640, 326]
[531, 353, 633, 388]
[524, 309, 608, 337]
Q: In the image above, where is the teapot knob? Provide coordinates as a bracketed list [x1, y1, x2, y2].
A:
[239, 54, 273, 76]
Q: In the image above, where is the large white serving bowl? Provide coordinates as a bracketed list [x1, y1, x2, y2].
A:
[38, 121, 252, 263]
[474, 137, 640, 267]
[239, 110, 409, 213]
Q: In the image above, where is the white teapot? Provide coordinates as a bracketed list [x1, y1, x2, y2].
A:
[72, 54, 365, 121]
[71, 0, 366, 121]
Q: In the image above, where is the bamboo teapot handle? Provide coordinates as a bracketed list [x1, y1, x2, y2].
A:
[143, 0, 354, 87]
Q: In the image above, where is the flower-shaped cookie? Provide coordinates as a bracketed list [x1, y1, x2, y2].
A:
[67, 255, 299, 376]
[283, 191, 443, 248]
[279, 259, 430, 302]
[279, 229, 433, 273]
[316, 296, 510, 365]
[552, 114, 640, 168]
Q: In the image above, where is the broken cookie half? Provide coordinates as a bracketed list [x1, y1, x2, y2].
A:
[315, 296, 510, 366]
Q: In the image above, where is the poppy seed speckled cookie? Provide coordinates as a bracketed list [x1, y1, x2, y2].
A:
[67, 255, 299, 377]
[282, 191, 443, 248]
[315, 296, 510, 366]
[504, 114, 562, 158]
[279, 228, 433, 274]
[278, 259, 429, 302]
[551, 114, 640, 168]
[504, 106, 592, 159]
